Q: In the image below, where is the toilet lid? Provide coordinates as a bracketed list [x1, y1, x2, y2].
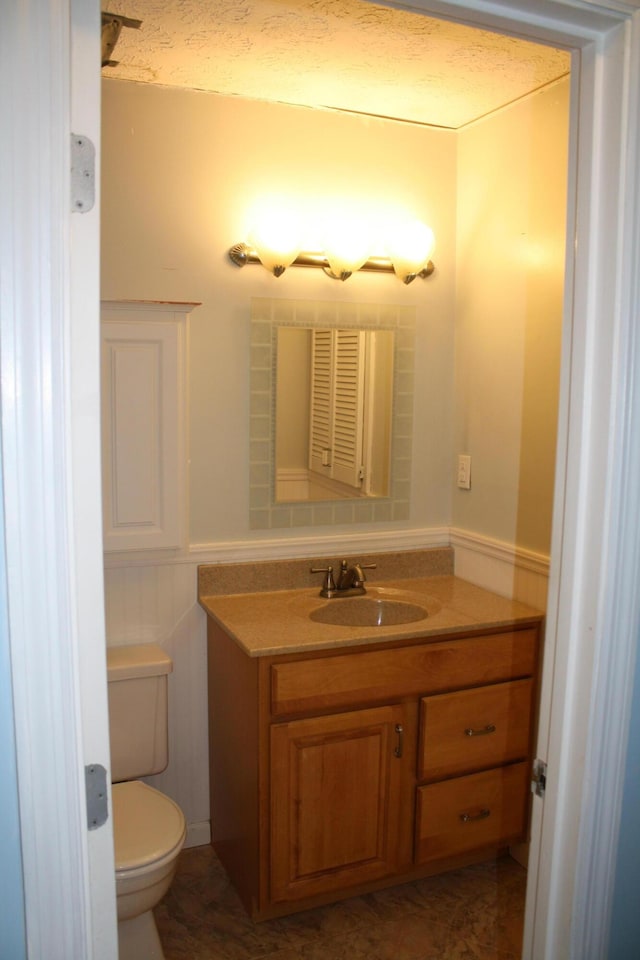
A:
[112, 781, 186, 872]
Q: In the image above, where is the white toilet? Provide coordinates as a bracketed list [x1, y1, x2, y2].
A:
[107, 644, 186, 960]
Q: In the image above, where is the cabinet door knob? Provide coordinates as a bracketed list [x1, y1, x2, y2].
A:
[394, 723, 404, 758]
[460, 808, 491, 823]
[464, 723, 496, 737]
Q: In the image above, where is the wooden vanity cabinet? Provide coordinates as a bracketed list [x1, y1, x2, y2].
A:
[207, 619, 540, 920]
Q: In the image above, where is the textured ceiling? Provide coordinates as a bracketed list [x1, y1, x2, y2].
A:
[101, 0, 570, 129]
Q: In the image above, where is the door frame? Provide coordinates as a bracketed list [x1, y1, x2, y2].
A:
[1, 0, 639, 957]
[1, 0, 117, 957]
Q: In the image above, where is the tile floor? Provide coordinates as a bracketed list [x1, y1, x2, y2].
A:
[155, 846, 526, 959]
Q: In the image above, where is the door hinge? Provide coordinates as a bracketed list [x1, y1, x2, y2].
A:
[531, 758, 547, 798]
[71, 134, 96, 213]
[85, 763, 109, 830]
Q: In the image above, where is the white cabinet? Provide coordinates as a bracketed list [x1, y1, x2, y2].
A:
[101, 301, 198, 552]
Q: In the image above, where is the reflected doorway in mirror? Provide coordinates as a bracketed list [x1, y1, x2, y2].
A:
[276, 326, 394, 502]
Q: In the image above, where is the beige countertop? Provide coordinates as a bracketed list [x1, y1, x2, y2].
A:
[199, 574, 543, 657]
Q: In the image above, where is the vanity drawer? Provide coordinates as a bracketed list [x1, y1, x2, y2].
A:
[418, 679, 534, 781]
[270, 629, 537, 717]
[415, 762, 529, 864]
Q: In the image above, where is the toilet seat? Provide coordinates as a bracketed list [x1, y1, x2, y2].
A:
[113, 781, 186, 876]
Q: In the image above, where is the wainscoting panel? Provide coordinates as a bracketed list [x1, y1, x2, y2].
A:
[104, 561, 210, 848]
[451, 528, 550, 612]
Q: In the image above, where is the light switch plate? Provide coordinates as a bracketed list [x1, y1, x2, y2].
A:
[457, 454, 471, 490]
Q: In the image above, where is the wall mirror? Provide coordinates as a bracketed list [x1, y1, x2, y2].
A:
[249, 298, 416, 530]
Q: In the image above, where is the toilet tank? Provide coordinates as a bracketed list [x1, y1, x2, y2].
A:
[107, 644, 173, 783]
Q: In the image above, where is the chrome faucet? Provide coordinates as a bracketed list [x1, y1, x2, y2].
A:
[337, 560, 366, 590]
[311, 559, 377, 598]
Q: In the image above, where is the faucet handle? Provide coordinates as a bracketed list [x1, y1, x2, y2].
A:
[310, 565, 337, 597]
[352, 561, 376, 575]
[351, 561, 376, 585]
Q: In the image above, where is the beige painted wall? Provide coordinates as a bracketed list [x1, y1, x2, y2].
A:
[453, 78, 569, 555]
[101, 80, 457, 545]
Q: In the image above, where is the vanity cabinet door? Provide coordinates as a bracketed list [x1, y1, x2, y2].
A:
[270, 704, 412, 904]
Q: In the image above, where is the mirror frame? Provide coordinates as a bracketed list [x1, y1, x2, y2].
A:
[249, 297, 416, 530]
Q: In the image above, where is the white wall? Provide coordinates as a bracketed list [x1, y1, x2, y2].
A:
[453, 79, 569, 557]
[101, 80, 458, 545]
[101, 78, 567, 840]
[104, 561, 210, 846]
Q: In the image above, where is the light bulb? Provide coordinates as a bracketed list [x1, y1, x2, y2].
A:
[323, 219, 371, 280]
[249, 205, 301, 277]
[387, 220, 435, 282]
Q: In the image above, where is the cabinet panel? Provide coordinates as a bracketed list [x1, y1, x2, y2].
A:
[271, 629, 537, 717]
[270, 704, 409, 903]
[101, 301, 196, 552]
[418, 679, 534, 781]
[415, 762, 529, 864]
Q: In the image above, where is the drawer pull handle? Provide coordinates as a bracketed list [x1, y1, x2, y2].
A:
[394, 723, 404, 758]
[464, 723, 496, 737]
[460, 808, 491, 823]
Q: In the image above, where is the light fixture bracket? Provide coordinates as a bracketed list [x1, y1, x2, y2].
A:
[228, 243, 434, 283]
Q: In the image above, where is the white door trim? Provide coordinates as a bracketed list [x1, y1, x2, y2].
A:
[69, 0, 119, 955]
[1, 0, 117, 957]
[523, 15, 640, 957]
[568, 8, 640, 957]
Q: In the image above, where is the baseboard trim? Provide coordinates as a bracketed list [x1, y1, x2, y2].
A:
[184, 820, 211, 849]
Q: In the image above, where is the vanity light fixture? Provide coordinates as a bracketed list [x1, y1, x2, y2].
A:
[228, 218, 436, 285]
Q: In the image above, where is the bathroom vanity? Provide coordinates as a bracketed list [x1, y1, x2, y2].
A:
[199, 552, 543, 920]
